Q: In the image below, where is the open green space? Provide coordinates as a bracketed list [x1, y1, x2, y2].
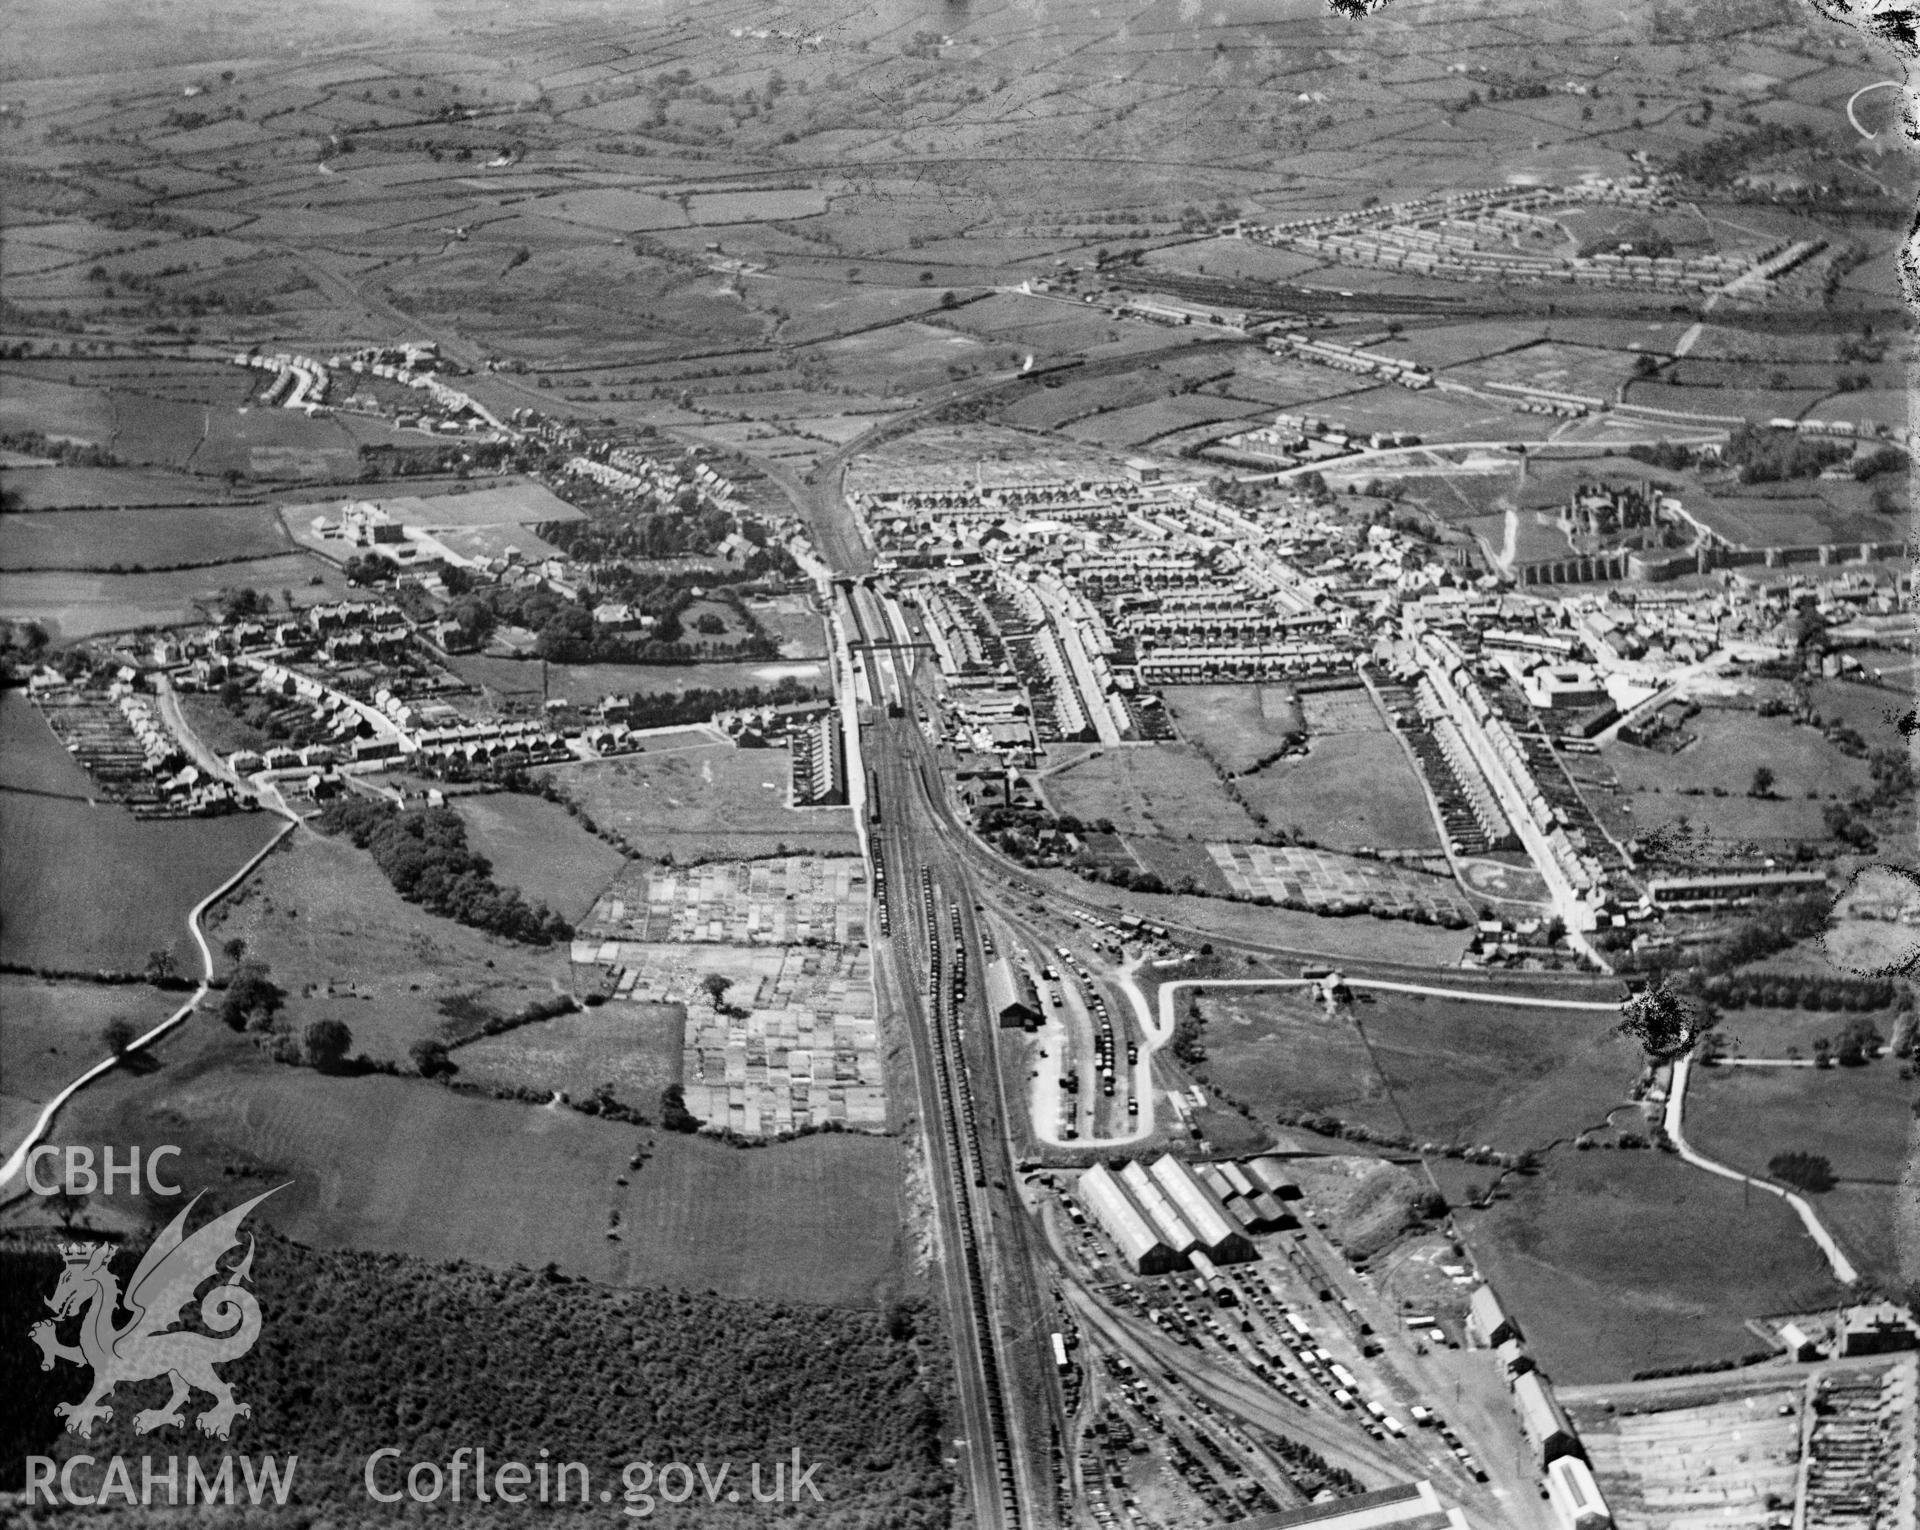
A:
[1041, 743, 1258, 842]
[1162, 684, 1304, 775]
[451, 999, 684, 1106]
[1462, 1148, 1844, 1384]
[1685, 1060, 1914, 1187]
[0, 692, 280, 974]
[1191, 985, 1635, 1153]
[1235, 733, 1443, 853]
[450, 652, 830, 701]
[1605, 706, 1876, 842]
[541, 742, 858, 863]
[58, 1036, 907, 1307]
[0, 504, 293, 570]
[0, 554, 347, 640]
[203, 828, 576, 1068]
[0, 975, 183, 1158]
[453, 791, 627, 922]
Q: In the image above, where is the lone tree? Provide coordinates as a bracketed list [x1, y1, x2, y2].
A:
[1749, 765, 1775, 798]
[1768, 1151, 1835, 1192]
[304, 1017, 354, 1072]
[144, 948, 177, 984]
[102, 1017, 138, 1058]
[1617, 978, 1711, 1060]
[410, 1037, 454, 1078]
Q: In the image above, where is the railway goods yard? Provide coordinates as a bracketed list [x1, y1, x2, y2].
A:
[1, 1, 1916, 1528]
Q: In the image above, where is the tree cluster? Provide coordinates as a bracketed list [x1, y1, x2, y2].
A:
[1, 1234, 953, 1527]
[316, 798, 572, 946]
[1722, 425, 1851, 485]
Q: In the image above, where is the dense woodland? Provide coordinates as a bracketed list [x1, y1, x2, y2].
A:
[316, 798, 573, 945]
[0, 1233, 953, 1527]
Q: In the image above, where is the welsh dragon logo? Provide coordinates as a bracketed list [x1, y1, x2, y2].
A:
[29, 1186, 285, 1440]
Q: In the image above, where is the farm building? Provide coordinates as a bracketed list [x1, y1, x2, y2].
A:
[1147, 1154, 1258, 1265]
[986, 956, 1042, 1029]
[1120, 1160, 1202, 1261]
[1231, 1479, 1471, 1530]
[1545, 1456, 1612, 1530]
[1513, 1371, 1581, 1467]
[1077, 1163, 1178, 1276]
[1468, 1283, 1521, 1347]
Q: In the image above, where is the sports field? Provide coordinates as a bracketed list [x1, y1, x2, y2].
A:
[59, 1039, 907, 1307]
[0, 693, 281, 974]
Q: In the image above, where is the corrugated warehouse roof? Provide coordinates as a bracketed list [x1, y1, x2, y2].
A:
[1514, 1371, 1574, 1449]
[1120, 1160, 1200, 1255]
[1470, 1283, 1513, 1339]
[1247, 1156, 1302, 1197]
[1078, 1163, 1172, 1272]
[1219, 1160, 1257, 1197]
[1546, 1456, 1609, 1529]
[1148, 1153, 1254, 1260]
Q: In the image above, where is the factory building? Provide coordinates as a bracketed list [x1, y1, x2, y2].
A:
[1468, 1284, 1521, 1348]
[1076, 1163, 1177, 1276]
[1545, 1457, 1612, 1530]
[1120, 1160, 1202, 1261]
[985, 956, 1042, 1029]
[1246, 1157, 1303, 1200]
[1232, 1479, 1471, 1530]
[1514, 1371, 1582, 1466]
[1147, 1154, 1258, 1265]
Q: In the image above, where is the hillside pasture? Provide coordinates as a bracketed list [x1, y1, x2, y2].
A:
[0, 976, 184, 1160]
[0, 505, 292, 570]
[450, 1000, 683, 1105]
[0, 692, 281, 975]
[0, 555, 346, 639]
[453, 792, 627, 921]
[1463, 1149, 1843, 1384]
[58, 1044, 907, 1306]
[202, 828, 576, 1068]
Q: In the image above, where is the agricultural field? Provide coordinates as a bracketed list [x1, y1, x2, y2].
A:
[453, 792, 627, 922]
[0, 505, 293, 570]
[449, 1000, 684, 1107]
[1463, 1148, 1845, 1384]
[2, 467, 222, 509]
[0, 555, 346, 640]
[0, 692, 281, 975]
[1162, 684, 1304, 775]
[202, 827, 577, 1069]
[0, 975, 183, 1160]
[1040, 743, 1259, 842]
[541, 741, 859, 863]
[55, 1032, 908, 1307]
